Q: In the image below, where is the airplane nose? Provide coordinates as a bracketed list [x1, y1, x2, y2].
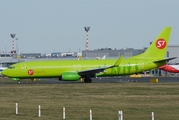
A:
[1, 70, 8, 76]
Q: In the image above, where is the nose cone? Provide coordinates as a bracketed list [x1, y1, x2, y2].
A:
[1, 69, 8, 77]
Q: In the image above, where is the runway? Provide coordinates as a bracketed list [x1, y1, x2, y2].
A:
[39, 76, 179, 84]
[1, 76, 179, 84]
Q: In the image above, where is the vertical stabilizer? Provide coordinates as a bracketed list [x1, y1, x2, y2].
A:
[138, 27, 172, 59]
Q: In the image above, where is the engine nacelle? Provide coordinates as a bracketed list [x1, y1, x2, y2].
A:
[62, 71, 80, 81]
[11, 78, 20, 81]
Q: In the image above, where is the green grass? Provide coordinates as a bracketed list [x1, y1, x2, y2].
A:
[0, 78, 179, 120]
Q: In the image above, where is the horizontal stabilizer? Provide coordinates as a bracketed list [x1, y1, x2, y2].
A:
[154, 57, 177, 63]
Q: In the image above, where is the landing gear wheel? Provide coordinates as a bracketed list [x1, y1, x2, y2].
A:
[17, 81, 21, 84]
[84, 77, 92, 83]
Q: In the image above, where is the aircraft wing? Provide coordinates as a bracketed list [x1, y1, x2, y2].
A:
[78, 55, 123, 76]
[154, 57, 177, 63]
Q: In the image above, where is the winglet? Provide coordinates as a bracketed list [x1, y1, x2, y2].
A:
[109, 55, 123, 68]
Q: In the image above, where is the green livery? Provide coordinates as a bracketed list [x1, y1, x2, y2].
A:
[2, 27, 175, 83]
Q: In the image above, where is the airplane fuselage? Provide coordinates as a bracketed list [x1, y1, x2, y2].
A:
[3, 57, 166, 79]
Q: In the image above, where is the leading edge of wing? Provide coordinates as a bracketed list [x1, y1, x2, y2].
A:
[78, 55, 123, 76]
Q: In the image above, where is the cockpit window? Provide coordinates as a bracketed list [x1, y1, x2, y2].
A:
[8, 66, 15, 69]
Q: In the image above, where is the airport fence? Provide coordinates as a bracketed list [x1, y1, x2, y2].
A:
[14, 103, 155, 120]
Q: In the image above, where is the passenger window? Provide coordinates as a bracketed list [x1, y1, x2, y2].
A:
[8, 66, 15, 69]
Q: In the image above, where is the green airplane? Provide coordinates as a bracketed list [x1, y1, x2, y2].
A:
[2, 27, 176, 83]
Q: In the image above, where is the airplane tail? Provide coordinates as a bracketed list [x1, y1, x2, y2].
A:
[137, 27, 172, 59]
[101, 55, 106, 60]
[96, 55, 106, 60]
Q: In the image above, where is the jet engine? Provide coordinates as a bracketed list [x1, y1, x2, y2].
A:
[62, 71, 80, 81]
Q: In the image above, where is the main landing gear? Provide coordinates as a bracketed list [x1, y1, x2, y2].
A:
[84, 77, 92, 83]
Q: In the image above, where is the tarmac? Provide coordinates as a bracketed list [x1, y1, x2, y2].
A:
[1, 76, 179, 84]
[36, 76, 179, 84]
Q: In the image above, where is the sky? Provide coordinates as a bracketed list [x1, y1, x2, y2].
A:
[0, 0, 178, 54]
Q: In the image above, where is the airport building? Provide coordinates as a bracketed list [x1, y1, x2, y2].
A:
[166, 45, 179, 64]
[82, 47, 145, 59]
[20, 53, 41, 58]
[0, 53, 18, 67]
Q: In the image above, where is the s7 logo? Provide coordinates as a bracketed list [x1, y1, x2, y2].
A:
[156, 39, 166, 49]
